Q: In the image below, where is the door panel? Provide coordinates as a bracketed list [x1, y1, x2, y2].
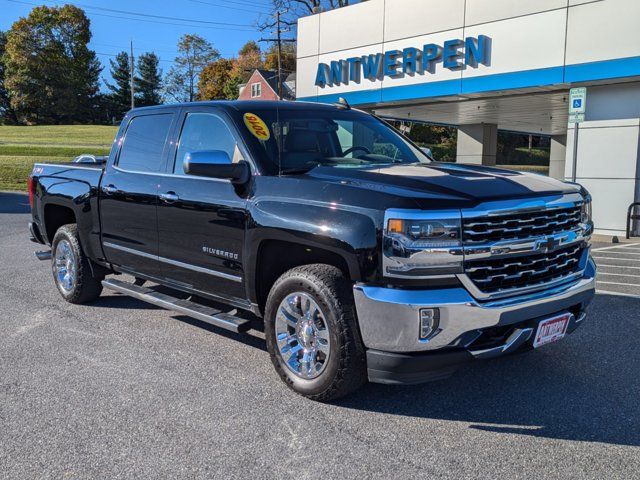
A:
[100, 169, 162, 276]
[157, 177, 246, 298]
[156, 109, 248, 299]
[100, 112, 175, 278]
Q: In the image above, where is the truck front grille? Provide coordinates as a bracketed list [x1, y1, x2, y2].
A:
[464, 243, 585, 295]
[462, 205, 582, 244]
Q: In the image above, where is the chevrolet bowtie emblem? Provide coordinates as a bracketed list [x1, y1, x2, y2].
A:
[535, 236, 559, 253]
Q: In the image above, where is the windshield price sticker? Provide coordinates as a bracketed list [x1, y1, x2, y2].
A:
[243, 113, 270, 141]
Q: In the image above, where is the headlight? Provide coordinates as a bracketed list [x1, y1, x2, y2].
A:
[383, 210, 463, 278]
[580, 198, 592, 224]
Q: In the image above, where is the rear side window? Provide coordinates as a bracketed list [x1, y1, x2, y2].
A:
[118, 113, 173, 172]
[174, 112, 238, 175]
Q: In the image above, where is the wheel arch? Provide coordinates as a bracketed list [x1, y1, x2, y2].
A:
[43, 203, 77, 244]
[251, 238, 356, 315]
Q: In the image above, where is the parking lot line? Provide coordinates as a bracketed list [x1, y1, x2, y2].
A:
[596, 289, 640, 298]
[592, 251, 640, 257]
[597, 264, 640, 270]
[597, 272, 639, 277]
[591, 256, 640, 262]
[597, 280, 640, 287]
[592, 243, 640, 252]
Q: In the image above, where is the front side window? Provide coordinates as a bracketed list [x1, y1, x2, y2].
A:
[118, 113, 173, 172]
[251, 83, 261, 98]
[174, 112, 238, 175]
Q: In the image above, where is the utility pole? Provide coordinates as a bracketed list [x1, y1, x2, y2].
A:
[276, 11, 283, 100]
[130, 39, 135, 110]
[259, 12, 295, 101]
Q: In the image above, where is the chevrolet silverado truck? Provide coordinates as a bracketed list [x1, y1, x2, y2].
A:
[28, 100, 596, 401]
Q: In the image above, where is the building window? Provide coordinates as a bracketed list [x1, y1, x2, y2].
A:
[251, 83, 261, 98]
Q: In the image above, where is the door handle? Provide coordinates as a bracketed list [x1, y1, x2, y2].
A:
[103, 184, 117, 195]
[159, 191, 179, 203]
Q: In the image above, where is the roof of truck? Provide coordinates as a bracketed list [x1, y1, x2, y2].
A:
[129, 100, 349, 114]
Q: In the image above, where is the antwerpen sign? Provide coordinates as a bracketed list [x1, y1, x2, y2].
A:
[315, 35, 491, 87]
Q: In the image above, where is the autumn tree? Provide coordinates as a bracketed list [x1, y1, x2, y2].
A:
[264, 43, 296, 74]
[0, 31, 19, 124]
[164, 34, 219, 102]
[4, 5, 101, 124]
[230, 41, 263, 83]
[104, 51, 132, 119]
[135, 53, 162, 107]
[198, 58, 233, 100]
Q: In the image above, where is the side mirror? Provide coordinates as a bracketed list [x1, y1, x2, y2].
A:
[184, 150, 250, 184]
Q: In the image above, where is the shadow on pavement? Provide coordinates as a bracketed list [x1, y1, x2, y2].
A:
[91, 294, 163, 310]
[173, 315, 268, 352]
[96, 292, 267, 352]
[336, 292, 640, 447]
[0, 191, 30, 214]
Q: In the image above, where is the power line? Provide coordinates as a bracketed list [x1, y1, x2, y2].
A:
[5, 0, 258, 31]
[96, 52, 178, 66]
[186, 0, 270, 15]
[73, 2, 255, 27]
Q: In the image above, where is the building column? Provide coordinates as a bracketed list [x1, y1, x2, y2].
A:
[548, 134, 567, 180]
[456, 123, 498, 165]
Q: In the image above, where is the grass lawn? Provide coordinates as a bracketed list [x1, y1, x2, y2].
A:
[0, 125, 117, 191]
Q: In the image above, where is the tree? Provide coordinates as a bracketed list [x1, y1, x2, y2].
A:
[164, 34, 219, 102]
[219, 41, 264, 101]
[198, 58, 233, 100]
[4, 5, 101, 124]
[230, 41, 263, 83]
[222, 75, 243, 100]
[0, 31, 19, 124]
[264, 42, 296, 74]
[135, 53, 162, 107]
[104, 51, 132, 119]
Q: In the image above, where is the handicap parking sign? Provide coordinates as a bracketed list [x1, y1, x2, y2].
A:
[569, 87, 587, 115]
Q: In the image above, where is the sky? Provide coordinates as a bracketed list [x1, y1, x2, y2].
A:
[0, 0, 281, 88]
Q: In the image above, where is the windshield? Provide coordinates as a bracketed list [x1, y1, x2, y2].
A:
[236, 107, 430, 175]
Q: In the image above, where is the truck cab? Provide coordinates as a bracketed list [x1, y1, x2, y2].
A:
[29, 101, 596, 401]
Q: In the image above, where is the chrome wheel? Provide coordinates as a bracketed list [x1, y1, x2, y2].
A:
[275, 292, 331, 379]
[53, 239, 76, 293]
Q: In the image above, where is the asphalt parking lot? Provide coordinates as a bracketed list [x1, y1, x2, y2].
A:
[1, 191, 639, 479]
[593, 241, 640, 296]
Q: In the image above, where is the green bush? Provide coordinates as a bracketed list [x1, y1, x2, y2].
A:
[497, 147, 550, 166]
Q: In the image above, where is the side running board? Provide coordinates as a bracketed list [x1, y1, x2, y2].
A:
[102, 278, 252, 333]
[35, 250, 52, 261]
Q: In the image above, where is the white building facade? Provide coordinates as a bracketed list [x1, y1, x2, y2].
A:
[296, 0, 640, 236]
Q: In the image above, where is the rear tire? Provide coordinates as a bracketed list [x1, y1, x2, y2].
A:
[264, 264, 367, 402]
[51, 224, 103, 304]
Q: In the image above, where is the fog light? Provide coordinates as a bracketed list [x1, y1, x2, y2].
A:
[420, 308, 440, 340]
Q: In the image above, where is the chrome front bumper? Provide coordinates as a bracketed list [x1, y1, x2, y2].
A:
[353, 258, 596, 354]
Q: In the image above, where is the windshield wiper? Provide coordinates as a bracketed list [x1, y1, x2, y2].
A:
[280, 164, 319, 175]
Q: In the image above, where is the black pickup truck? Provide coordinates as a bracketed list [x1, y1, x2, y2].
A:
[28, 100, 596, 401]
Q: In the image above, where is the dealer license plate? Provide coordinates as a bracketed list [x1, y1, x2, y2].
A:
[533, 313, 571, 348]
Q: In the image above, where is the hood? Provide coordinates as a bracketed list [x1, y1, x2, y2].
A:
[306, 162, 580, 209]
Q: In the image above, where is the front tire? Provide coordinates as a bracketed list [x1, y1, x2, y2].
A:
[51, 224, 103, 304]
[264, 264, 367, 402]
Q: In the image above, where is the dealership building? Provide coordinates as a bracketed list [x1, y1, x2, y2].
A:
[295, 0, 640, 236]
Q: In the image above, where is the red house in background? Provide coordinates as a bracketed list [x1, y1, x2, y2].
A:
[238, 69, 296, 101]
